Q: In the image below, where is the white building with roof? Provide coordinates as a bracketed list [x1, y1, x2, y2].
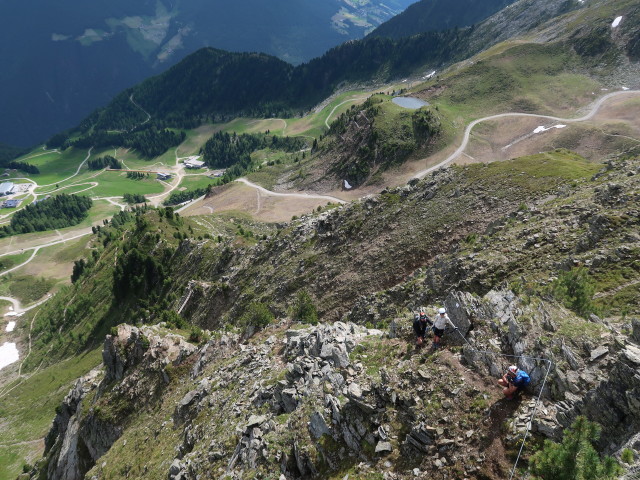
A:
[0, 182, 14, 196]
[184, 156, 205, 169]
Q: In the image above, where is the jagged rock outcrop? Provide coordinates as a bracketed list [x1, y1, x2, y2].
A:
[555, 342, 640, 452]
[25, 155, 640, 478]
[29, 288, 640, 480]
[450, 288, 640, 464]
[33, 325, 197, 480]
[42, 369, 103, 480]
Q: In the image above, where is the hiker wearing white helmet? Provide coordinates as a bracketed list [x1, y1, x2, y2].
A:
[498, 365, 531, 400]
[432, 307, 455, 349]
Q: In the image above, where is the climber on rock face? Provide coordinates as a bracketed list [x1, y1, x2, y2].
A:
[432, 307, 455, 349]
[498, 365, 531, 400]
[412, 310, 431, 347]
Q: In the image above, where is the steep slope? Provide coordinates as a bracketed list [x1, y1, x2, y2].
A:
[2, 1, 640, 477]
[31, 296, 640, 480]
[299, 95, 447, 189]
[368, 0, 516, 39]
[18, 153, 640, 480]
[242, 0, 640, 192]
[0, 142, 28, 163]
[18, 153, 638, 361]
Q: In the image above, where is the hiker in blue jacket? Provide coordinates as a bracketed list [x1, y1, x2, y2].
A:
[498, 365, 531, 399]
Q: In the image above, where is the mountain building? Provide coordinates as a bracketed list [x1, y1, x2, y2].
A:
[0, 182, 14, 196]
[3, 199, 21, 208]
[184, 157, 205, 169]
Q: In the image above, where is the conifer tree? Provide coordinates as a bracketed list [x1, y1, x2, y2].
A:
[529, 416, 621, 480]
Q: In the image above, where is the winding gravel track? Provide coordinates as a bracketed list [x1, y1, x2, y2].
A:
[414, 90, 640, 179]
[0, 294, 51, 313]
[0, 250, 38, 277]
[235, 178, 346, 204]
[0, 231, 92, 275]
[324, 96, 369, 128]
[129, 94, 151, 128]
[38, 147, 93, 188]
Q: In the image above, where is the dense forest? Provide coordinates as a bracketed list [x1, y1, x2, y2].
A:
[45, 131, 71, 150]
[3, 161, 40, 174]
[161, 132, 305, 205]
[0, 142, 37, 173]
[88, 155, 122, 170]
[367, 0, 515, 39]
[0, 194, 93, 237]
[164, 186, 210, 206]
[0, 142, 28, 163]
[55, 125, 186, 159]
[123, 193, 147, 204]
[113, 246, 165, 301]
[200, 131, 305, 182]
[78, 27, 472, 132]
[202, 132, 305, 169]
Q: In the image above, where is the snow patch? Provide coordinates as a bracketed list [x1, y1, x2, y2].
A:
[0, 342, 19, 370]
[612, 16, 622, 28]
[533, 125, 567, 134]
[6, 321, 16, 332]
[422, 70, 436, 80]
[622, 86, 630, 91]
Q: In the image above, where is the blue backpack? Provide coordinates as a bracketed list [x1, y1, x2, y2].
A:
[513, 371, 531, 388]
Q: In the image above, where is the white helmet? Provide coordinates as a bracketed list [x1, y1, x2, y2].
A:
[508, 365, 518, 374]
[438, 308, 446, 314]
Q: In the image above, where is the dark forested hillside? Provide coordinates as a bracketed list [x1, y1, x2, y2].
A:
[69, 125, 186, 159]
[83, 50, 296, 132]
[202, 132, 305, 169]
[368, 0, 517, 39]
[83, 30, 471, 132]
[0, 142, 28, 163]
[0, 142, 36, 173]
[88, 155, 122, 170]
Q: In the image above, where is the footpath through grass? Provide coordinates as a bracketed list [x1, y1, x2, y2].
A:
[20, 148, 89, 187]
[0, 251, 33, 273]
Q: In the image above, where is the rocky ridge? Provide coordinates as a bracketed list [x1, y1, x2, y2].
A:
[20, 153, 640, 480]
[172, 155, 638, 329]
[29, 287, 640, 479]
[34, 325, 197, 480]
